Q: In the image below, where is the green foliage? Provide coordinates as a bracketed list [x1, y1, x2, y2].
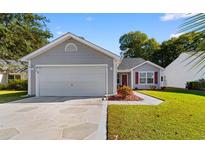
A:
[186, 80, 205, 90]
[0, 13, 53, 61]
[0, 79, 27, 91]
[108, 88, 205, 139]
[119, 31, 205, 68]
[7, 80, 27, 90]
[0, 91, 27, 104]
[0, 61, 27, 73]
[119, 31, 160, 60]
[153, 32, 205, 67]
[179, 13, 205, 72]
[0, 84, 7, 90]
[117, 86, 133, 98]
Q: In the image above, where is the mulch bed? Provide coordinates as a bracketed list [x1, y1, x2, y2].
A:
[108, 94, 142, 101]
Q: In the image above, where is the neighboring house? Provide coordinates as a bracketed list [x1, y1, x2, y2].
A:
[0, 60, 27, 84]
[21, 32, 165, 97]
[165, 52, 205, 88]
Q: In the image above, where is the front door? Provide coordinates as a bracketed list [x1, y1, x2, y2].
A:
[121, 74, 128, 86]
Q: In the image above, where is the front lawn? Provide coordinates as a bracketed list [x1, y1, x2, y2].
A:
[0, 90, 27, 104]
[108, 88, 205, 139]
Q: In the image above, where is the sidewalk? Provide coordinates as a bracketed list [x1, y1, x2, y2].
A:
[108, 91, 163, 105]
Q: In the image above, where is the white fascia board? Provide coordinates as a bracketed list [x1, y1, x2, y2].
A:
[70, 34, 120, 61]
[21, 33, 120, 62]
[21, 34, 71, 62]
[131, 61, 165, 71]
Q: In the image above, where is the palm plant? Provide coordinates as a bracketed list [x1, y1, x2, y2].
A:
[179, 13, 205, 73]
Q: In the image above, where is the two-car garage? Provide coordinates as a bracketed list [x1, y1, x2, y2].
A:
[22, 33, 120, 97]
[36, 65, 107, 97]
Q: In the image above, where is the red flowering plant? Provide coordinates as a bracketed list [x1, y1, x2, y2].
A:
[108, 86, 142, 101]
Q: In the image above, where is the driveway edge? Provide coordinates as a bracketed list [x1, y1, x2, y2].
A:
[94, 100, 107, 140]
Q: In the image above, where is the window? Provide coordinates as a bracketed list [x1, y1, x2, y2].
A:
[147, 72, 154, 84]
[65, 43, 78, 52]
[161, 76, 164, 82]
[139, 72, 146, 84]
[139, 72, 154, 84]
[8, 74, 14, 80]
[8, 74, 21, 81]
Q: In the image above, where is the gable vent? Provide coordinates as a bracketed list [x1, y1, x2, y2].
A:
[65, 43, 78, 52]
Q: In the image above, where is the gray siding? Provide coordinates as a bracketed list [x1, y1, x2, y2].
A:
[30, 38, 114, 95]
[133, 63, 161, 89]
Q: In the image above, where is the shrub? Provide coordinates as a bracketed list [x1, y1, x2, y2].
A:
[150, 85, 157, 90]
[7, 80, 28, 90]
[0, 84, 8, 90]
[186, 80, 205, 90]
[117, 86, 133, 98]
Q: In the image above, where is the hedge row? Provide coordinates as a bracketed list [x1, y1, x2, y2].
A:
[186, 80, 205, 90]
[0, 80, 27, 90]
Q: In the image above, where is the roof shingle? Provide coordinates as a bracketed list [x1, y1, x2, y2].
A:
[118, 58, 146, 70]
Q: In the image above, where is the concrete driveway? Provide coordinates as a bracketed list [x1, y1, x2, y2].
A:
[0, 97, 107, 140]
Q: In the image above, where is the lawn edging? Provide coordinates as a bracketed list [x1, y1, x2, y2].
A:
[137, 90, 165, 101]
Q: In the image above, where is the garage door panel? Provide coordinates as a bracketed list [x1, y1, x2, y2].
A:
[38, 66, 106, 96]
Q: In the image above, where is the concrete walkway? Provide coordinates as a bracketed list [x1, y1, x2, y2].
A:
[108, 91, 163, 105]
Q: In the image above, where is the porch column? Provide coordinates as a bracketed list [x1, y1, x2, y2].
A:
[131, 70, 134, 89]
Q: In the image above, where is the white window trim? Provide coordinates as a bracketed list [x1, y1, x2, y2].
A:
[139, 71, 155, 85]
[65, 43, 78, 52]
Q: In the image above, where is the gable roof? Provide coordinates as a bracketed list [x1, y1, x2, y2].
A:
[21, 32, 120, 62]
[118, 58, 164, 70]
[165, 51, 205, 69]
[118, 58, 146, 70]
[131, 61, 165, 70]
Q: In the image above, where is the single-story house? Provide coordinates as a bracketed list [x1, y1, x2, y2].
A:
[21, 32, 165, 97]
[165, 52, 205, 88]
[117, 58, 165, 89]
[0, 60, 27, 84]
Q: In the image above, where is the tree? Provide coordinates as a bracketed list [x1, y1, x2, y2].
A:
[152, 32, 205, 68]
[179, 13, 205, 50]
[0, 13, 52, 62]
[119, 31, 160, 61]
[179, 13, 205, 72]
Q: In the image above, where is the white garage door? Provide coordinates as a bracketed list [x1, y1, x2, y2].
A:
[37, 65, 107, 96]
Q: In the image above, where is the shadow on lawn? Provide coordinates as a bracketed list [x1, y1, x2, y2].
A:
[0, 91, 28, 103]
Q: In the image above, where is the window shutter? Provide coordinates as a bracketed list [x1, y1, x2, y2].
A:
[135, 72, 139, 84]
[154, 72, 158, 84]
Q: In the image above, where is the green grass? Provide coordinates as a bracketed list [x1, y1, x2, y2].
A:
[0, 90, 28, 104]
[108, 88, 205, 140]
